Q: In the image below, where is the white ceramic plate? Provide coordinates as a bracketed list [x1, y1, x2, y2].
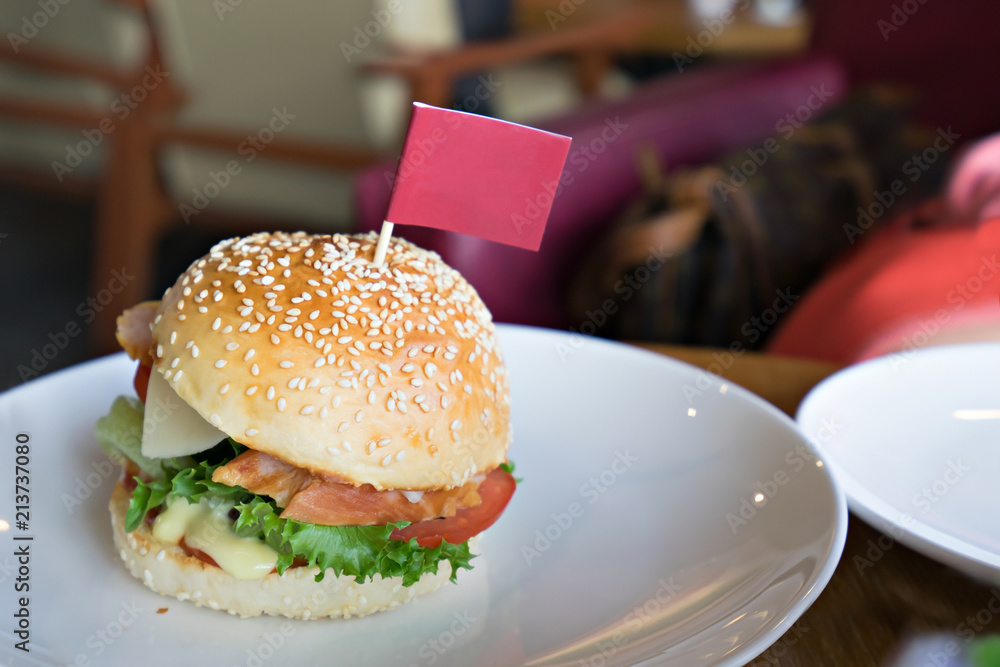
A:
[797, 343, 1000, 584]
[0, 326, 844, 666]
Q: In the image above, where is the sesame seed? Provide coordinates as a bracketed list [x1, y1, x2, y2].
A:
[173, 370, 183, 381]
[225, 342, 239, 351]
[279, 360, 294, 368]
[219, 384, 229, 395]
[210, 414, 222, 426]
[245, 428, 259, 436]
[191, 345, 199, 358]
[170, 331, 177, 344]
[246, 386, 258, 396]
[244, 349, 255, 361]
[381, 454, 392, 466]
[271, 334, 280, 344]
[300, 405, 314, 415]
[355, 410, 364, 422]
[266, 386, 275, 400]
[251, 363, 259, 376]
[215, 360, 227, 368]
[395, 451, 405, 462]
[441, 396, 449, 408]
[277, 398, 286, 411]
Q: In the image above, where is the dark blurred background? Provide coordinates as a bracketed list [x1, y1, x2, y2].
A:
[2, 0, 1000, 390]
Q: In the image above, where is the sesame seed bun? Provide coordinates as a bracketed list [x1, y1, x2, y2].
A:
[109, 482, 463, 618]
[151, 231, 511, 491]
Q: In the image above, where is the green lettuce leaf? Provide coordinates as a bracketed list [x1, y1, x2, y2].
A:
[93, 395, 163, 477]
[125, 439, 251, 531]
[500, 460, 523, 484]
[234, 496, 474, 586]
[125, 439, 475, 586]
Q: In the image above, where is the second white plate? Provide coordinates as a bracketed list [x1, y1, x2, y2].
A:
[798, 343, 1000, 584]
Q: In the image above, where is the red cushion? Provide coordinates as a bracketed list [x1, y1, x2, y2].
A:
[767, 213, 1000, 364]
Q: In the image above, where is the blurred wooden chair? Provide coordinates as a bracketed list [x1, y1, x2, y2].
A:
[1, 0, 658, 353]
[0, 1, 385, 353]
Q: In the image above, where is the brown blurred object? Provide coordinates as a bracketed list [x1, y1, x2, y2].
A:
[516, 0, 809, 57]
[639, 342, 1000, 666]
[0, 0, 381, 355]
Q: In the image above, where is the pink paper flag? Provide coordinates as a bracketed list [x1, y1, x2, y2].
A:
[385, 103, 572, 251]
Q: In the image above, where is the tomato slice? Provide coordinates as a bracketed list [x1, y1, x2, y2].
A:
[134, 363, 152, 403]
[390, 468, 516, 548]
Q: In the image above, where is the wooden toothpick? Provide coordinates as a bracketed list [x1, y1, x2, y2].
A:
[372, 220, 394, 266]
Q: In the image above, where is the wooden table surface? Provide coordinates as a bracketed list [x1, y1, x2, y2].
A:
[637, 344, 1000, 667]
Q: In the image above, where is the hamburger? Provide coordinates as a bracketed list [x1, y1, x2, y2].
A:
[93, 231, 516, 618]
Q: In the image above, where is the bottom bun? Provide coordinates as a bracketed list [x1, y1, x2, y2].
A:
[109, 481, 471, 619]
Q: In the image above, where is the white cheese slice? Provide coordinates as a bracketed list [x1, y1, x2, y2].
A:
[141, 369, 228, 458]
